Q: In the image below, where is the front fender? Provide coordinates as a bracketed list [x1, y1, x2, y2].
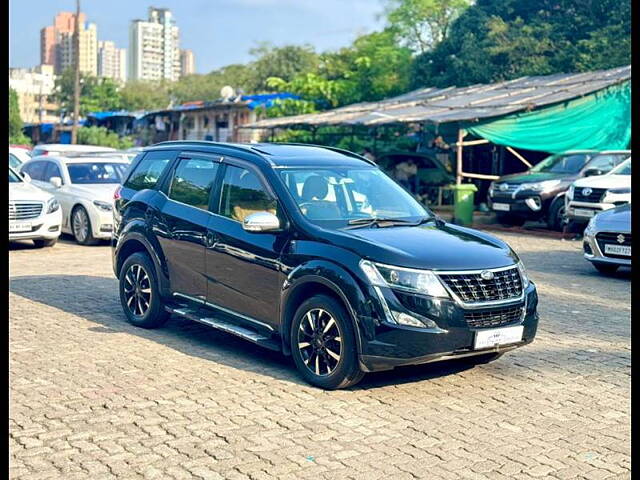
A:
[280, 260, 378, 356]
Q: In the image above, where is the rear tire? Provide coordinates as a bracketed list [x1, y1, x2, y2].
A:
[290, 295, 365, 390]
[593, 263, 618, 275]
[72, 205, 99, 245]
[119, 252, 169, 329]
[547, 198, 566, 231]
[33, 238, 57, 248]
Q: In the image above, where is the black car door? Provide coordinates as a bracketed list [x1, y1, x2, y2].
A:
[156, 152, 222, 303]
[205, 159, 288, 330]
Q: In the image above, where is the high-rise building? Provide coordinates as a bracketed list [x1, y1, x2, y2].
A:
[129, 7, 181, 82]
[180, 49, 195, 77]
[57, 21, 98, 76]
[98, 41, 127, 83]
[40, 12, 86, 66]
[9, 65, 59, 124]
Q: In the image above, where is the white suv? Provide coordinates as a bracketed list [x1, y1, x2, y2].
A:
[565, 158, 631, 224]
[9, 167, 62, 247]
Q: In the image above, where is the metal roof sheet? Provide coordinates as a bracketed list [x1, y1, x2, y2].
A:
[243, 65, 630, 129]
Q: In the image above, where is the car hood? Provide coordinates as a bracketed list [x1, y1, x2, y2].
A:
[328, 223, 518, 270]
[67, 183, 119, 202]
[573, 174, 630, 189]
[497, 171, 575, 184]
[9, 182, 53, 202]
[594, 203, 631, 228]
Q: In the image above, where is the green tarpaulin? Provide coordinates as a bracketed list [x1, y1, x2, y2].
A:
[463, 81, 630, 153]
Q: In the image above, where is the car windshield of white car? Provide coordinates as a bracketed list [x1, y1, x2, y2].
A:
[68, 162, 127, 184]
[9, 168, 22, 183]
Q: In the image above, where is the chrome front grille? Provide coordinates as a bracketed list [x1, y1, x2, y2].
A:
[464, 305, 524, 328]
[9, 202, 44, 221]
[596, 232, 631, 259]
[438, 267, 523, 303]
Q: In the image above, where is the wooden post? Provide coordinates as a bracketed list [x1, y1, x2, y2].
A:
[506, 146, 533, 168]
[456, 128, 466, 185]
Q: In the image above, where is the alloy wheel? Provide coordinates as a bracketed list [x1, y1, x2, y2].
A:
[72, 208, 89, 243]
[123, 264, 152, 317]
[297, 308, 342, 376]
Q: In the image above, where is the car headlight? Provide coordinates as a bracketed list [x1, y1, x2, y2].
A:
[488, 181, 495, 197]
[360, 260, 449, 298]
[93, 200, 113, 212]
[516, 261, 530, 289]
[584, 217, 597, 236]
[567, 184, 575, 200]
[607, 187, 631, 194]
[46, 198, 60, 214]
[525, 179, 562, 192]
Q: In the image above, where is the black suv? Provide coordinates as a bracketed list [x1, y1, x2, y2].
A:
[112, 142, 539, 389]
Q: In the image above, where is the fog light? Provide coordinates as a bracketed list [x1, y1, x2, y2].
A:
[48, 225, 59, 232]
[392, 310, 437, 329]
[524, 197, 542, 211]
[583, 241, 593, 255]
[100, 224, 113, 232]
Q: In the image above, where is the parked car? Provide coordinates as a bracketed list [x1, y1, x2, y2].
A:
[9, 166, 62, 247]
[9, 147, 31, 169]
[565, 157, 631, 226]
[31, 144, 117, 157]
[488, 150, 630, 230]
[582, 203, 630, 275]
[20, 155, 129, 245]
[112, 141, 539, 389]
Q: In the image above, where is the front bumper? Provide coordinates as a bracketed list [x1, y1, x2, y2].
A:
[583, 232, 631, 267]
[9, 209, 62, 242]
[89, 207, 115, 239]
[566, 201, 617, 222]
[488, 193, 551, 218]
[358, 282, 539, 372]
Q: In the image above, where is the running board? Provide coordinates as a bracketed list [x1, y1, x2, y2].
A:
[165, 305, 281, 352]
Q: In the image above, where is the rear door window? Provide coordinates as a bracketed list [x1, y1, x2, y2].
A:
[124, 151, 173, 191]
[168, 158, 219, 210]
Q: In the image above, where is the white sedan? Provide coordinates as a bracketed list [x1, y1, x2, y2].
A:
[9, 166, 62, 247]
[9, 147, 31, 170]
[20, 155, 129, 245]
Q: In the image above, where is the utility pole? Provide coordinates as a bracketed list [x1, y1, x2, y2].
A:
[71, 0, 81, 144]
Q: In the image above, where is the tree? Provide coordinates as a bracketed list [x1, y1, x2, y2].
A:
[249, 43, 319, 92]
[119, 81, 171, 111]
[410, 0, 631, 88]
[76, 126, 133, 149]
[50, 69, 124, 116]
[9, 88, 32, 145]
[385, 0, 472, 53]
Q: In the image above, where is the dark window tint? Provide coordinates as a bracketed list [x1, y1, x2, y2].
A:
[168, 158, 219, 210]
[124, 152, 172, 190]
[219, 165, 277, 223]
[586, 154, 627, 173]
[22, 161, 47, 180]
[43, 162, 62, 181]
[68, 163, 127, 184]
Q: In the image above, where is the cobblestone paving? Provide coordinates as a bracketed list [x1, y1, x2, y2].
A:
[9, 232, 630, 479]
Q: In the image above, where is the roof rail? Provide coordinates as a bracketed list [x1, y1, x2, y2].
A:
[152, 140, 258, 155]
[269, 142, 377, 166]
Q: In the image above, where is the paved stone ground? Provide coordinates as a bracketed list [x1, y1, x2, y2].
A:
[9, 232, 630, 480]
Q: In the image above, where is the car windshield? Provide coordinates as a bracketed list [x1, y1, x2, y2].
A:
[9, 168, 22, 183]
[530, 153, 591, 174]
[280, 167, 430, 229]
[9, 154, 22, 169]
[610, 159, 631, 175]
[67, 162, 128, 184]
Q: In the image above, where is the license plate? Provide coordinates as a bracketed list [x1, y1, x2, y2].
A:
[474, 325, 524, 349]
[492, 203, 510, 212]
[9, 222, 32, 233]
[604, 244, 631, 256]
[574, 208, 596, 218]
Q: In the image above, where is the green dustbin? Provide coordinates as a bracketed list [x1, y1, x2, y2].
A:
[451, 183, 478, 226]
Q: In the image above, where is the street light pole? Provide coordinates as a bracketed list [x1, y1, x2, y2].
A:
[71, 0, 81, 144]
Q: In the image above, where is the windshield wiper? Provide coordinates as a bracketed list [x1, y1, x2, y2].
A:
[345, 216, 426, 229]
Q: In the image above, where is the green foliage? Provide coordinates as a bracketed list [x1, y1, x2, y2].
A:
[9, 88, 32, 145]
[50, 69, 124, 116]
[410, 0, 631, 88]
[385, 0, 472, 53]
[77, 126, 133, 149]
[254, 98, 318, 119]
[119, 81, 171, 111]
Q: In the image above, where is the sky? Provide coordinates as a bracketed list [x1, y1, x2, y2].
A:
[9, 0, 386, 74]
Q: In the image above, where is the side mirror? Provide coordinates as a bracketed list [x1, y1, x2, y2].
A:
[584, 168, 603, 177]
[50, 176, 63, 188]
[242, 211, 280, 233]
[21, 172, 31, 182]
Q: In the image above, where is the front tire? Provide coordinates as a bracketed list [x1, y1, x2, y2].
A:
[547, 198, 566, 231]
[119, 252, 169, 329]
[72, 205, 99, 245]
[290, 295, 364, 390]
[33, 238, 57, 248]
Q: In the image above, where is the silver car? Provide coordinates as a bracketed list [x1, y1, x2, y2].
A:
[582, 203, 631, 274]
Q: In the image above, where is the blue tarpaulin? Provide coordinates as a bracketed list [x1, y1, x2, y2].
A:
[241, 93, 300, 110]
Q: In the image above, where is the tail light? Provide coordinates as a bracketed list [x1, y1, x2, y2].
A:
[113, 185, 122, 201]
